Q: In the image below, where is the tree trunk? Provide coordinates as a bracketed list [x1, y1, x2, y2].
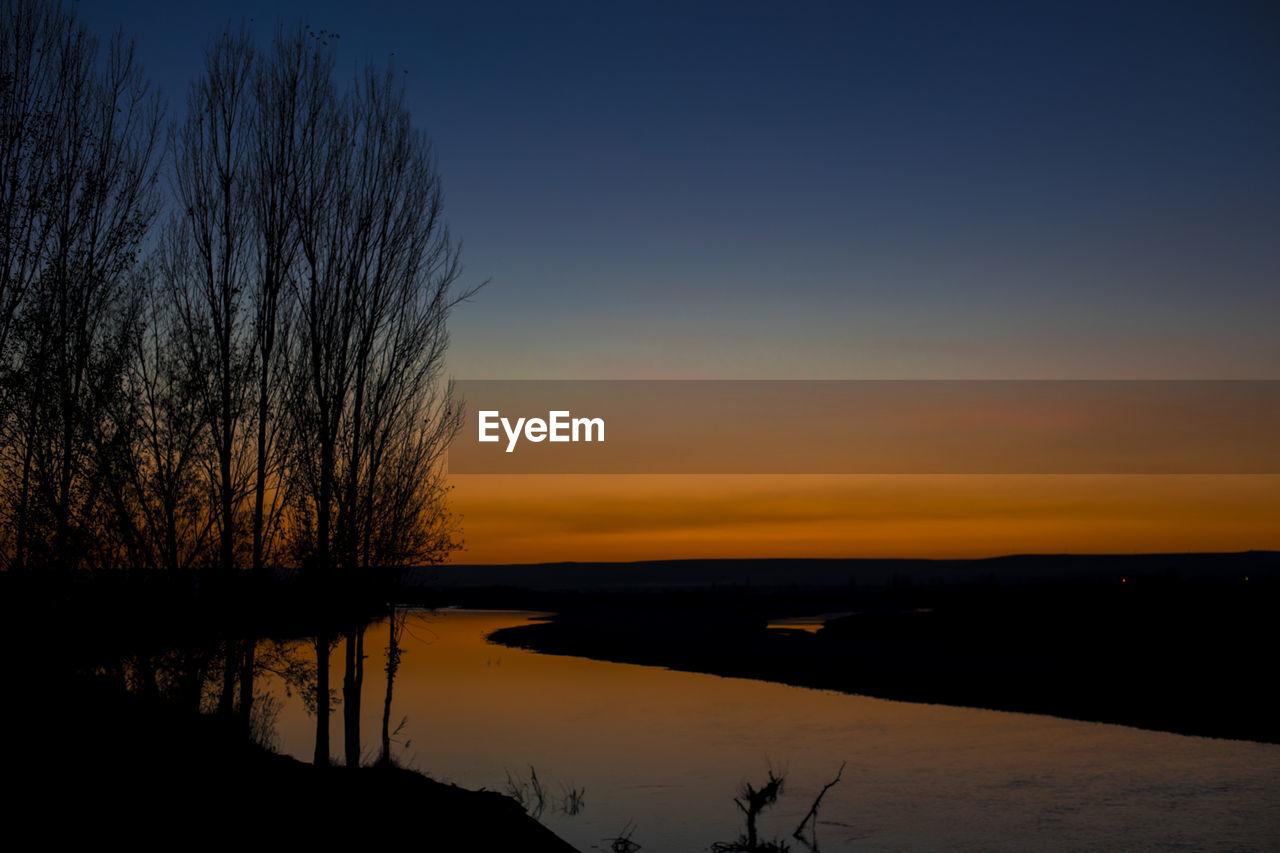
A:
[379, 605, 400, 764]
[314, 630, 330, 766]
[239, 637, 256, 736]
[342, 624, 364, 767]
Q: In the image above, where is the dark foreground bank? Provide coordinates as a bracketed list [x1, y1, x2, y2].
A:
[0, 574, 576, 851]
[488, 574, 1279, 745]
[6, 673, 574, 849]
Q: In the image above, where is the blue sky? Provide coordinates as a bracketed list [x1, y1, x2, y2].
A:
[77, 0, 1280, 378]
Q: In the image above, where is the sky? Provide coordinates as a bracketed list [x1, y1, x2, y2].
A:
[75, 1, 1280, 562]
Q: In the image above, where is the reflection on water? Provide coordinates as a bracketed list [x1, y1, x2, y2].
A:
[254, 610, 1280, 852]
[767, 609, 934, 633]
[766, 611, 859, 633]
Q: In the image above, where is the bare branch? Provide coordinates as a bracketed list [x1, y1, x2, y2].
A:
[793, 761, 846, 844]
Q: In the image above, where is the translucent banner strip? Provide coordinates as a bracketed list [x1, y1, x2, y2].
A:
[447, 380, 1280, 474]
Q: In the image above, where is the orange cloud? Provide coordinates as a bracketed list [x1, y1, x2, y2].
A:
[447, 474, 1280, 564]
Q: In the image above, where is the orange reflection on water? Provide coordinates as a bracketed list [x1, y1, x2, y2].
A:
[259, 610, 1280, 853]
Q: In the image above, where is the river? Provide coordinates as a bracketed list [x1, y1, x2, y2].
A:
[256, 609, 1280, 852]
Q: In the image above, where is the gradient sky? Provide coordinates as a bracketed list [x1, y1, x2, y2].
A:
[76, 1, 1280, 561]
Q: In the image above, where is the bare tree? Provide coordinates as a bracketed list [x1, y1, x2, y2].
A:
[163, 27, 258, 582]
[1, 7, 471, 765]
[0, 0, 66, 359]
[275, 40, 471, 765]
[285, 53, 470, 585]
[99, 274, 214, 574]
[0, 0, 161, 572]
[246, 31, 310, 578]
[378, 603, 407, 765]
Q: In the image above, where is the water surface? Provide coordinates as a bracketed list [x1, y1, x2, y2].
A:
[258, 610, 1280, 852]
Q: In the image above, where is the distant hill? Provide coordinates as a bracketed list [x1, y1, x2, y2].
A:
[414, 550, 1278, 591]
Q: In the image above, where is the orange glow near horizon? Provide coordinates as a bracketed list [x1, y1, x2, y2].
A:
[445, 474, 1280, 564]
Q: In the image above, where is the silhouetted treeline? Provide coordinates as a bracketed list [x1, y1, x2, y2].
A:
[0, 0, 471, 581]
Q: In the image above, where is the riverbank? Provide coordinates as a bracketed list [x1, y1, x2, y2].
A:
[6, 670, 574, 848]
[0, 574, 577, 851]
[488, 578, 1278, 744]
